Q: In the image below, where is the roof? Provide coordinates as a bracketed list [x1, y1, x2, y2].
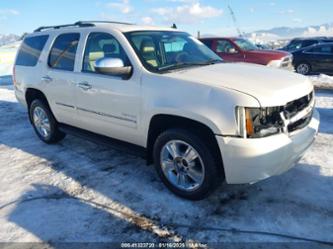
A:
[292, 36, 333, 41]
[97, 23, 179, 33]
[33, 21, 180, 34]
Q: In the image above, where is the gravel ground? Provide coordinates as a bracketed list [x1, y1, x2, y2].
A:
[0, 87, 332, 247]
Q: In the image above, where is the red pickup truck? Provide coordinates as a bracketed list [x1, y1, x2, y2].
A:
[200, 37, 293, 70]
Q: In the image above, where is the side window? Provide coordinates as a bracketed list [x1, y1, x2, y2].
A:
[216, 40, 237, 53]
[201, 39, 213, 48]
[316, 45, 332, 54]
[15, 35, 49, 67]
[302, 40, 317, 48]
[82, 32, 130, 73]
[288, 41, 302, 51]
[330, 45, 333, 54]
[308, 45, 332, 54]
[48, 33, 80, 71]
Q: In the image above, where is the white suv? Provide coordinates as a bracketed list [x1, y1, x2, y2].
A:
[14, 21, 320, 200]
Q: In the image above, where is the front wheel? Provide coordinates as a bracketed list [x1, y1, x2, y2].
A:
[153, 129, 221, 200]
[29, 99, 66, 144]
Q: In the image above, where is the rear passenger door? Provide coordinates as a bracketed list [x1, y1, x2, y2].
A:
[305, 45, 333, 72]
[44, 33, 81, 126]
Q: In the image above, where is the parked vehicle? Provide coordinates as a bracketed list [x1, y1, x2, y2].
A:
[280, 37, 333, 53]
[292, 43, 333, 75]
[14, 21, 319, 200]
[200, 37, 293, 70]
[256, 43, 271, 50]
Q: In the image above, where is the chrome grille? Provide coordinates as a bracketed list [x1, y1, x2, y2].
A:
[281, 91, 314, 133]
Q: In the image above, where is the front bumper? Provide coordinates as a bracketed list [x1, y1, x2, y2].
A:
[217, 109, 320, 184]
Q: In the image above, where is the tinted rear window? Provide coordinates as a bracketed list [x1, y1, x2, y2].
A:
[48, 33, 80, 71]
[308, 45, 333, 54]
[15, 35, 49, 67]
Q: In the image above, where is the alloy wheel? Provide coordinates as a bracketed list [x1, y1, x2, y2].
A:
[33, 106, 51, 139]
[297, 63, 310, 75]
[160, 140, 205, 192]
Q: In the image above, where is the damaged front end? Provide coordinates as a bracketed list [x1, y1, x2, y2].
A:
[236, 91, 315, 138]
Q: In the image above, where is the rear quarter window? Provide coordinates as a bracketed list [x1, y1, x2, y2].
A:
[48, 33, 80, 71]
[15, 35, 49, 67]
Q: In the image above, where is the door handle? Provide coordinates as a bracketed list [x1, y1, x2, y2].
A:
[41, 75, 53, 83]
[77, 81, 92, 91]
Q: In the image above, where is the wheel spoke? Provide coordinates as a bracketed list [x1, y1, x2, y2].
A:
[186, 167, 203, 184]
[162, 159, 176, 173]
[166, 142, 178, 159]
[183, 147, 198, 163]
[177, 173, 187, 187]
[33, 113, 39, 124]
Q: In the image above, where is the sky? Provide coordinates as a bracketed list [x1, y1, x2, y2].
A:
[0, 0, 333, 36]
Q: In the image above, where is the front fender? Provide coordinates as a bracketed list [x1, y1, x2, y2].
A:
[140, 73, 260, 143]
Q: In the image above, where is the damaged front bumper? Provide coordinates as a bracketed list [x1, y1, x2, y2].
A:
[216, 109, 320, 184]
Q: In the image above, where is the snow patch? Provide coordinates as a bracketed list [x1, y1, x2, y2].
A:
[309, 74, 333, 90]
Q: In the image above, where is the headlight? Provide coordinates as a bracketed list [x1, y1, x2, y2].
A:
[236, 107, 284, 138]
[267, 59, 282, 68]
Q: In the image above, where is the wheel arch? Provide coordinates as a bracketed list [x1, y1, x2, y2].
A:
[25, 88, 54, 123]
[146, 114, 225, 177]
[25, 88, 50, 109]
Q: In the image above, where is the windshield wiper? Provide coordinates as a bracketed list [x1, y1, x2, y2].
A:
[205, 59, 223, 65]
[158, 59, 222, 72]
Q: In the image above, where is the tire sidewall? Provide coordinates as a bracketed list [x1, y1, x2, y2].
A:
[29, 99, 57, 143]
[153, 129, 220, 200]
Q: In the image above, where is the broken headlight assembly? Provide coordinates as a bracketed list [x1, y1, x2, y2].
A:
[236, 106, 285, 138]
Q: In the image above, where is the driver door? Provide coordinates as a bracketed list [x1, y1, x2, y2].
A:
[74, 32, 142, 144]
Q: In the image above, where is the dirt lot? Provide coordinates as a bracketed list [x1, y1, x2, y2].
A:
[0, 86, 332, 246]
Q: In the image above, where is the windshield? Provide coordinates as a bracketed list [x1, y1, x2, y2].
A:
[233, 38, 258, 51]
[125, 31, 222, 73]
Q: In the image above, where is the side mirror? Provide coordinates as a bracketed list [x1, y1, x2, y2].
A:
[94, 58, 132, 78]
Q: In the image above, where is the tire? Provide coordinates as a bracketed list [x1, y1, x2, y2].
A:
[296, 62, 311, 75]
[29, 99, 66, 144]
[153, 129, 221, 200]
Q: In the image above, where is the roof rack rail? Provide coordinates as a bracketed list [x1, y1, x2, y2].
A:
[76, 20, 134, 25]
[33, 20, 134, 33]
[34, 22, 94, 33]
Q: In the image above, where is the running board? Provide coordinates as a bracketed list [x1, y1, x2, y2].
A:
[59, 124, 146, 159]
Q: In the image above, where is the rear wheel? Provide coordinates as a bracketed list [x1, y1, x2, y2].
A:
[29, 99, 65, 144]
[153, 129, 221, 200]
[296, 62, 311, 75]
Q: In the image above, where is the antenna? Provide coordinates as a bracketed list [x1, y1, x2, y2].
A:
[228, 5, 243, 37]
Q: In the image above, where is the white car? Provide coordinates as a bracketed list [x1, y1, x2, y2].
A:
[14, 21, 320, 200]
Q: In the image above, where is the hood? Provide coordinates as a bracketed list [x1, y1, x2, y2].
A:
[247, 49, 290, 59]
[166, 63, 313, 107]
